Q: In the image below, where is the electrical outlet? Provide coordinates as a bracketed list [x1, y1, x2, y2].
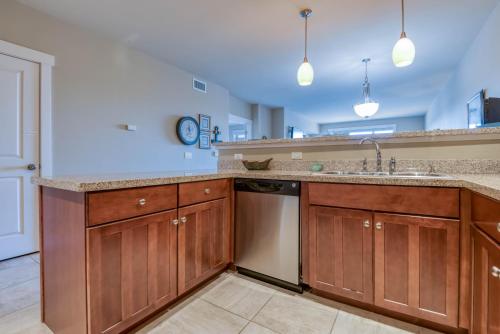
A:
[184, 152, 192, 160]
[126, 124, 137, 131]
[234, 153, 243, 160]
[291, 152, 303, 160]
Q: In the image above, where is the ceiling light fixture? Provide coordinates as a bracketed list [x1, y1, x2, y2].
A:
[392, 0, 415, 67]
[297, 8, 314, 86]
[353, 58, 380, 118]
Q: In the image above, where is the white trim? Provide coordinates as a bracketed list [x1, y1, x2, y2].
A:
[0, 40, 54, 66]
[0, 40, 55, 177]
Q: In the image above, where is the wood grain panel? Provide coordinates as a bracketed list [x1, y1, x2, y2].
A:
[374, 213, 459, 327]
[459, 189, 471, 330]
[41, 187, 87, 334]
[87, 211, 178, 334]
[308, 206, 373, 303]
[471, 225, 500, 334]
[471, 192, 500, 243]
[300, 182, 310, 284]
[178, 199, 230, 294]
[178, 179, 230, 207]
[309, 183, 459, 218]
[87, 185, 177, 226]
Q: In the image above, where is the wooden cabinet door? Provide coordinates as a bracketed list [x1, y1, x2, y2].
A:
[308, 206, 373, 303]
[373, 213, 459, 327]
[87, 210, 178, 334]
[471, 226, 500, 334]
[178, 198, 230, 294]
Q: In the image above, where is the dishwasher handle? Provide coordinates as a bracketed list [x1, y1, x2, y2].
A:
[234, 179, 300, 196]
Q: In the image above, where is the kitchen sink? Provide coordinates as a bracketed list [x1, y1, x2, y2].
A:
[319, 171, 452, 178]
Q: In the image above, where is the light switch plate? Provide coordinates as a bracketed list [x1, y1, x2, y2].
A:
[184, 152, 193, 159]
[291, 152, 303, 160]
[234, 153, 243, 160]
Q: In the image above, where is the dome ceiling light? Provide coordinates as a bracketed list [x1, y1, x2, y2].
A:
[392, 0, 416, 67]
[353, 58, 380, 118]
[297, 8, 314, 86]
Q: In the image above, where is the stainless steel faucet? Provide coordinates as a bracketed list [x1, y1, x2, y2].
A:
[360, 138, 382, 172]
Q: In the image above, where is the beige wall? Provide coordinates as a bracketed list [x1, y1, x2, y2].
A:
[0, 1, 245, 175]
[229, 95, 252, 120]
[219, 140, 500, 161]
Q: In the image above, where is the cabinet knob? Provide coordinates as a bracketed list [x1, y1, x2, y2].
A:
[138, 198, 146, 206]
[375, 222, 383, 230]
[363, 220, 370, 228]
[172, 219, 179, 225]
[204, 188, 211, 194]
[497, 222, 500, 233]
[492, 266, 500, 278]
[180, 216, 187, 224]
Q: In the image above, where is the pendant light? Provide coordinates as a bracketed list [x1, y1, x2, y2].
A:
[392, 0, 415, 67]
[353, 59, 380, 118]
[297, 8, 314, 86]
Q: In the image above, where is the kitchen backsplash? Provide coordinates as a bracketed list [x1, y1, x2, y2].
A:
[218, 159, 500, 174]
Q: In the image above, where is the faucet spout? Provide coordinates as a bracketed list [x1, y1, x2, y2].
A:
[360, 138, 382, 172]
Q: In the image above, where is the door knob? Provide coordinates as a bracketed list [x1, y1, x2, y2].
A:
[180, 216, 187, 223]
[138, 198, 146, 206]
[204, 188, 211, 194]
[492, 266, 500, 278]
[375, 222, 383, 230]
[497, 222, 500, 233]
[363, 220, 370, 228]
[172, 219, 179, 225]
[27, 163, 37, 171]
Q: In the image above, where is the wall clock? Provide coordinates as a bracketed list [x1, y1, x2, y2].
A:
[176, 116, 200, 145]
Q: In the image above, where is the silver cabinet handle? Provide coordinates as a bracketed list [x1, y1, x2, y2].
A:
[172, 219, 179, 225]
[138, 198, 146, 206]
[492, 266, 500, 278]
[375, 222, 383, 230]
[27, 163, 37, 171]
[363, 220, 370, 228]
[204, 188, 211, 194]
[180, 216, 187, 224]
[497, 222, 500, 233]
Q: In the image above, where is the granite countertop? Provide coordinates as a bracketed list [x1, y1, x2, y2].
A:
[32, 170, 500, 201]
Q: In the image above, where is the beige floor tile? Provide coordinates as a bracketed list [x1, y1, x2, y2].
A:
[241, 322, 277, 334]
[252, 292, 338, 334]
[332, 311, 414, 334]
[0, 278, 40, 318]
[0, 303, 53, 334]
[201, 275, 275, 319]
[146, 299, 248, 334]
[0, 261, 40, 290]
[0, 255, 36, 270]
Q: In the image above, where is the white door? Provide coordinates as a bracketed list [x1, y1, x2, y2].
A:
[0, 53, 40, 260]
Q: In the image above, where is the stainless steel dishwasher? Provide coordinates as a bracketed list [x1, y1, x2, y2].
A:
[234, 179, 301, 292]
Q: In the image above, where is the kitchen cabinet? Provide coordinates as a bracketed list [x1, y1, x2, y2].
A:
[471, 218, 500, 333]
[308, 206, 373, 303]
[178, 198, 230, 294]
[87, 210, 178, 334]
[373, 213, 459, 327]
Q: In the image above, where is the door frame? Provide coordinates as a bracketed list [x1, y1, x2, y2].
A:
[0, 39, 55, 176]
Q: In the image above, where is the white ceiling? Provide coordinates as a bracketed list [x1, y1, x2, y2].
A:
[18, 0, 500, 123]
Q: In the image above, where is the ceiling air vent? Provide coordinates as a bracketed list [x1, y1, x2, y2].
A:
[193, 78, 207, 93]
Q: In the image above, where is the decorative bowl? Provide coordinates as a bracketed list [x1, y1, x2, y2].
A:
[242, 158, 272, 170]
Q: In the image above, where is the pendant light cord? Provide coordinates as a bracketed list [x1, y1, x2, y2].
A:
[401, 0, 406, 37]
[304, 15, 308, 61]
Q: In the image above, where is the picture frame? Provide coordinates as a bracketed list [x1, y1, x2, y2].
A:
[199, 131, 211, 149]
[199, 114, 211, 132]
[467, 90, 485, 129]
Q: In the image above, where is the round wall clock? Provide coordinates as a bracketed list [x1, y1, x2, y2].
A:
[176, 116, 200, 145]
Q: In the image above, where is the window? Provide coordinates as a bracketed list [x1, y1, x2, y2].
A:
[326, 124, 397, 136]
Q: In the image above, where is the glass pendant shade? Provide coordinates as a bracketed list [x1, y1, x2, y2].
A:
[297, 59, 314, 86]
[392, 35, 415, 67]
[354, 101, 380, 118]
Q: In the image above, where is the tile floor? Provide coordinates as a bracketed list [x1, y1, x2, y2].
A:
[0, 254, 442, 334]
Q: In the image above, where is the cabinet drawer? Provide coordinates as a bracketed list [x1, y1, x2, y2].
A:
[87, 185, 177, 226]
[471, 192, 500, 243]
[308, 183, 459, 218]
[179, 179, 230, 207]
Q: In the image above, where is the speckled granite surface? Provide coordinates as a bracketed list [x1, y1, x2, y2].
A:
[32, 170, 500, 201]
[215, 127, 500, 149]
